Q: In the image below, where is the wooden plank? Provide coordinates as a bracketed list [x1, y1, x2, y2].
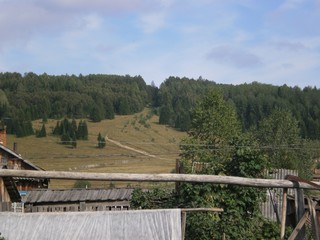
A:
[281, 188, 288, 240]
[296, 189, 305, 240]
[308, 198, 320, 240]
[181, 208, 223, 212]
[181, 211, 187, 240]
[1, 169, 320, 189]
[288, 212, 309, 240]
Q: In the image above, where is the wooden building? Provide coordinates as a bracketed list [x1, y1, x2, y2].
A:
[0, 126, 48, 211]
[23, 188, 134, 212]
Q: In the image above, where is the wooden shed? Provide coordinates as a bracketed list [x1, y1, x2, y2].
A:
[0, 126, 49, 211]
[23, 188, 135, 213]
[0, 144, 49, 192]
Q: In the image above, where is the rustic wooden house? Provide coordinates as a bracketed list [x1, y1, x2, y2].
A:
[0, 126, 49, 211]
[23, 188, 134, 213]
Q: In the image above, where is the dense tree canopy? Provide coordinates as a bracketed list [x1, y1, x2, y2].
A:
[255, 109, 313, 178]
[157, 77, 320, 141]
[0, 72, 152, 135]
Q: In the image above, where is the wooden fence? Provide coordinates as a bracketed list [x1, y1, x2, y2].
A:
[1, 169, 319, 240]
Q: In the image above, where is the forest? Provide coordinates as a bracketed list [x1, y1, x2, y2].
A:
[0, 72, 320, 142]
[0, 72, 151, 136]
[158, 76, 320, 140]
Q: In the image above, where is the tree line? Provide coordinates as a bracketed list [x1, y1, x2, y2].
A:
[0, 72, 320, 142]
[0, 72, 153, 136]
[157, 76, 320, 140]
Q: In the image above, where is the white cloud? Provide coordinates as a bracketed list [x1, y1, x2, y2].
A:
[49, 0, 142, 13]
[278, 0, 306, 11]
[234, 30, 252, 43]
[139, 12, 167, 34]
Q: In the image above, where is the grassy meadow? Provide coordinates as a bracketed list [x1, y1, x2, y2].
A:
[6, 109, 187, 188]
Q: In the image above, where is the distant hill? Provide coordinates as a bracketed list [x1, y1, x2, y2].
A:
[0, 72, 154, 136]
[1, 72, 320, 140]
[7, 109, 186, 188]
[157, 76, 320, 140]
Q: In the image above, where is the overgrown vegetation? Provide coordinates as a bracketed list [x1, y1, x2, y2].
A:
[0, 232, 5, 240]
[131, 91, 299, 238]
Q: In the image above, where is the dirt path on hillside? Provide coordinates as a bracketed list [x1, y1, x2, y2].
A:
[105, 136, 157, 158]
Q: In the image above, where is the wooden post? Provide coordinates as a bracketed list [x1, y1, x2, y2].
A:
[308, 198, 320, 240]
[281, 188, 288, 240]
[288, 212, 309, 240]
[296, 189, 305, 240]
[176, 159, 181, 194]
[181, 211, 187, 240]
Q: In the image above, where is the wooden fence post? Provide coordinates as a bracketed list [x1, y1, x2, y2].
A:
[181, 211, 187, 240]
[296, 189, 305, 240]
[176, 159, 181, 194]
[281, 188, 288, 240]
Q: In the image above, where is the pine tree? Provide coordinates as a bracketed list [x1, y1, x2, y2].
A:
[71, 135, 77, 148]
[77, 120, 88, 140]
[52, 121, 60, 135]
[97, 132, 106, 148]
[60, 128, 70, 145]
[71, 118, 77, 133]
[36, 124, 47, 138]
[82, 121, 88, 140]
[90, 106, 104, 122]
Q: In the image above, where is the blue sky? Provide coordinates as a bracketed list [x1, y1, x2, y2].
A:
[0, 0, 320, 88]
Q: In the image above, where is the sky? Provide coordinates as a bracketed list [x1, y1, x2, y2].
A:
[0, 0, 320, 88]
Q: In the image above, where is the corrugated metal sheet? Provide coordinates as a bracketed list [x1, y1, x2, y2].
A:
[24, 188, 134, 203]
[0, 209, 182, 240]
[261, 168, 298, 221]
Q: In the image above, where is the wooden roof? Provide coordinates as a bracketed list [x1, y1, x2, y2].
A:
[24, 188, 135, 203]
[0, 144, 45, 171]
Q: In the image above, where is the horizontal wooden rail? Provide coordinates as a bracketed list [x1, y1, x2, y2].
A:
[0, 169, 320, 190]
[181, 208, 224, 212]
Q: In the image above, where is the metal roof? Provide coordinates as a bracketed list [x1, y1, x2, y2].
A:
[24, 188, 135, 203]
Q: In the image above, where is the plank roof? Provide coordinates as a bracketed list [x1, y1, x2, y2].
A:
[0, 144, 44, 171]
[24, 188, 135, 203]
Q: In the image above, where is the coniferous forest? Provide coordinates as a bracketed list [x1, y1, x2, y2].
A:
[0, 72, 320, 142]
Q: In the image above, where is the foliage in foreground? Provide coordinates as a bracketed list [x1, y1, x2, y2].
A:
[131, 91, 287, 239]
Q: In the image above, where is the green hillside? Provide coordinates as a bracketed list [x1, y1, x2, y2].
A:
[7, 109, 186, 188]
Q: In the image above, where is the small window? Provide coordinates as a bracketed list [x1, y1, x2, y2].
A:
[1, 155, 7, 166]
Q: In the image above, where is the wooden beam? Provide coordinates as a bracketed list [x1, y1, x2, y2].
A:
[1, 169, 320, 189]
[296, 189, 305, 239]
[181, 211, 186, 240]
[281, 188, 288, 240]
[308, 198, 320, 240]
[181, 208, 223, 212]
[288, 211, 309, 240]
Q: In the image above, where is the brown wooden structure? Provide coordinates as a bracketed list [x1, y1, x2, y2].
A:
[0, 169, 319, 239]
[0, 127, 48, 211]
[23, 188, 134, 213]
